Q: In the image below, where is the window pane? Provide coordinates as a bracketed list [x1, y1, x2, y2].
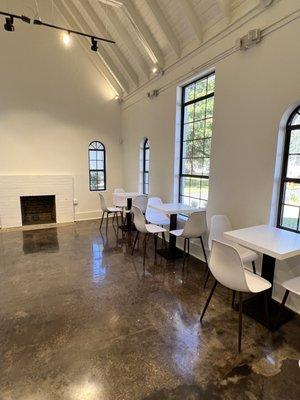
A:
[281, 205, 299, 230]
[194, 121, 205, 139]
[182, 141, 193, 158]
[203, 158, 210, 175]
[90, 160, 97, 170]
[184, 104, 194, 123]
[200, 178, 209, 200]
[89, 150, 97, 161]
[289, 130, 300, 154]
[192, 139, 204, 158]
[291, 112, 300, 126]
[207, 75, 215, 94]
[181, 177, 191, 196]
[195, 78, 207, 98]
[183, 123, 194, 141]
[287, 155, 300, 178]
[283, 182, 300, 206]
[205, 118, 213, 138]
[184, 83, 195, 103]
[182, 159, 192, 174]
[205, 97, 214, 118]
[190, 178, 200, 198]
[203, 138, 212, 158]
[96, 161, 104, 170]
[192, 158, 203, 175]
[194, 99, 206, 121]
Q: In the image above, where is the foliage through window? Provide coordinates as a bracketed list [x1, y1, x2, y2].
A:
[89, 141, 106, 191]
[179, 72, 215, 208]
[143, 138, 149, 194]
[278, 106, 300, 232]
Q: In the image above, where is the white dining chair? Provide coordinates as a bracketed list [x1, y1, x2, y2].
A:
[113, 188, 127, 209]
[209, 215, 258, 273]
[200, 240, 271, 352]
[146, 197, 170, 226]
[276, 276, 300, 326]
[131, 206, 167, 265]
[99, 194, 123, 231]
[133, 195, 148, 214]
[169, 211, 208, 273]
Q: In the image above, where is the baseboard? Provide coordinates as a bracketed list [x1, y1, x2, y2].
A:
[74, 210, 115, 221]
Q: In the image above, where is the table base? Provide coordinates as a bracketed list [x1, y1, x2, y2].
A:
[119, 224, 136, 232]
[242, 293, 294, 331]
[156, 248, 184, 260]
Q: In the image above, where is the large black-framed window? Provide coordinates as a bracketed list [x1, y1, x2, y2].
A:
[89, 141, 106, 191]
[179, 72, 215, 208]
[277, 106, 300, 232]
[143, 138, 149, 194]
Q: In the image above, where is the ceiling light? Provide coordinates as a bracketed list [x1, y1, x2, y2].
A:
[62, 31, 71, 46]
[4, 16, 14, 31]
[91, 37, 98, 52]
[152, 66, 158, 74]
[98, 0, 123, 7]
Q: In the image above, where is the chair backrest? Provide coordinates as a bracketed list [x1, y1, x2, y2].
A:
[99, 193, 108, 212]
[182, 212, 206, 238]
[133, 195, 148, 214]
[114, 188, 125, 193]
[209, 240, 250, 292]
[145, 197, 166, 220]
[208, 215, 232, 251]
[131, 206, 147, 233]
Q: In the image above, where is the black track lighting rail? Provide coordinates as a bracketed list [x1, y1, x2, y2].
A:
[0, 11, 31, 24]
[33, 19, 115, 44]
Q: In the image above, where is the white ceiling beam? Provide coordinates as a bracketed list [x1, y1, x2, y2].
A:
[216, 0, 232, 22]
[145, 0, 180, 58]
[122, 0, 165, 68]
[78, 0, 139, 87]
[52, 0, 123, 96]
[55, 0, 129, 93]
[96, 2, 150, 79]
[179, 0, 202, 43]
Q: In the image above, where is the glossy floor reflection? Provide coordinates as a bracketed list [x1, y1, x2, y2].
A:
[0, 220, 299, 400]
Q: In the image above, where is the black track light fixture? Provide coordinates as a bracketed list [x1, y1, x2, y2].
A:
[91, 37, 98, 52]
[0, 11, 31, 32]
[4, 16, 14, 31]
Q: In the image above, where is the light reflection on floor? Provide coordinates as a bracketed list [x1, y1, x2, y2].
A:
[91, 242, 106, 284]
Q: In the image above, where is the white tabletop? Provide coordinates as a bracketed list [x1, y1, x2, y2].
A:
[224, 225, 300, 260]
[149, 202, 206, 215]
[114, 192, 141, 198]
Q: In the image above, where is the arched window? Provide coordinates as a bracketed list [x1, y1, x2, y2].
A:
[143, 138, 150, 194]
[89, 141, 106, 191]
[278, 106, 300, 232]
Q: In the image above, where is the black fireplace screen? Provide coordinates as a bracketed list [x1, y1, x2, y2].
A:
[20, 195, 56, 225]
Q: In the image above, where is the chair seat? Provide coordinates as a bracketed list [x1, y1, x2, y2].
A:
[147, 216, 170, 226]
[282, 277, 300, 295]
[245, 270, 271, 293]
[145, 224, 167, 234]
[232, 243, 258, 263]
[107, 207, 121, 213]
[169, 229, 184, 237]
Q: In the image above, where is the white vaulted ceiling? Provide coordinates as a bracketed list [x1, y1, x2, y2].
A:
[24, 0, 276, 97]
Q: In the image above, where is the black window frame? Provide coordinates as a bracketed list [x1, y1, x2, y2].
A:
[277, 106, 300, 232]
[179, 71, 215, 208]
[88, 141, 106, 191]
[143, 138, 149, 195]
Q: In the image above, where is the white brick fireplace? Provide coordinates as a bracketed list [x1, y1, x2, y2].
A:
[0, 175, 74, 228]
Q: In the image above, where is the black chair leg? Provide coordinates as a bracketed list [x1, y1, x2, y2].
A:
[276, 289, 289, 328]
[182, 238, 187, 272]
[252, 261, 256, 274]
[200, 279, 217, 321]
[143, 234, 148, 266]
[203, 268, 211, 289]
[100, 211, 105, 229]
[263, 290, 270, 329]
[106, 212, 109, 233]
[154, 234, 158, 262]
[200, 236, 208, 265]
[232, 290, 236, 309]
[162, 232, 167, 249]
[187, 238, 190, 258]
[238, 292, 243, 353]
[131, 231, 139, 255]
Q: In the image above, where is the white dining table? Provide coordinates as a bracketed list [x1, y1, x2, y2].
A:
[149, 202, 206, 260]
[224, 224, 300, 330]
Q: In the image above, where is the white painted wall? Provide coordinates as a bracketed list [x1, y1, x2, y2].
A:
[121, 1, 300, 312]
[0, 1, 123, 223]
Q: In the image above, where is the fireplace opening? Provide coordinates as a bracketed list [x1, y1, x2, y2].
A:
[20, 196, 56, 225]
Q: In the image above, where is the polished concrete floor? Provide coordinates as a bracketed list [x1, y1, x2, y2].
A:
[0, 220, 299, 400]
